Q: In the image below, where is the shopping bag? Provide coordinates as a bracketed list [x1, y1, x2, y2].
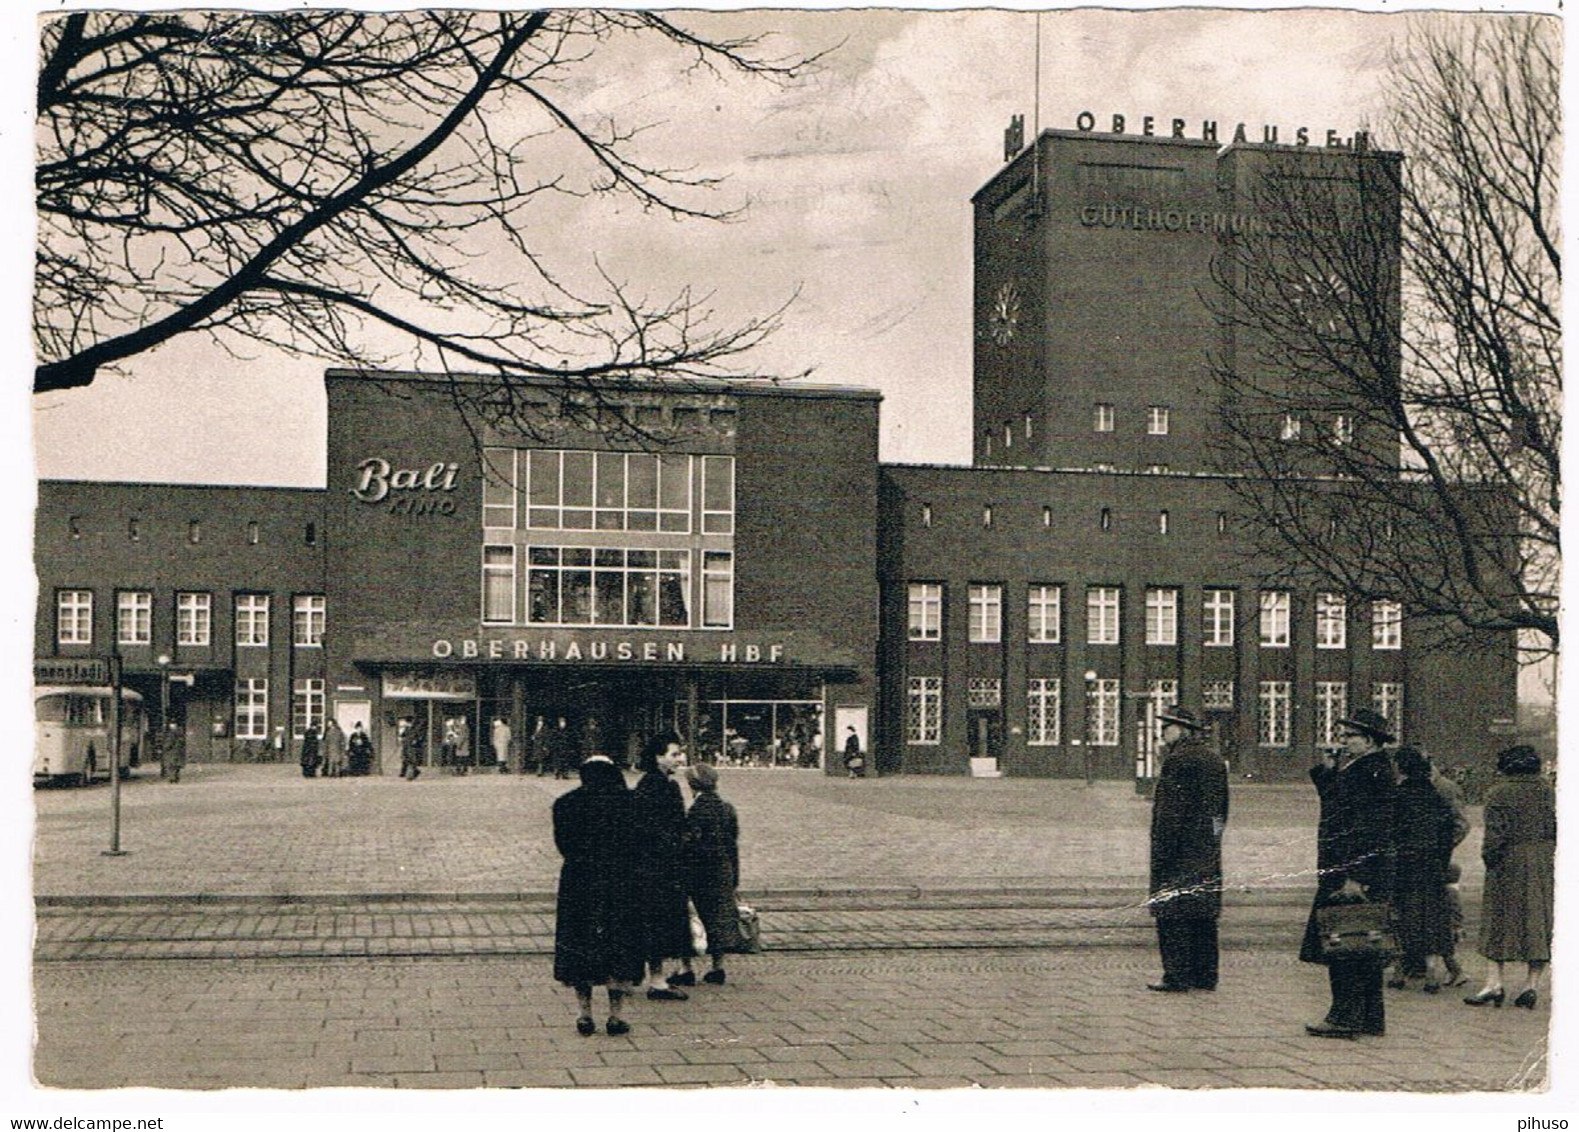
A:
[688, 902, 709, 956]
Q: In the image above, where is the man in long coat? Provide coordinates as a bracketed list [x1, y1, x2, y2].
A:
[1147, 706, 1229, 992]
[1301, 708, 1398, 1038]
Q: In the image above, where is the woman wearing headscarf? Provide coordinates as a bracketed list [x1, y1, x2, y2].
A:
[630, 733, 693, 1001]
[682, 763, 743, 985]
[1389, 746, 1457, 992]
[1464, 745, 1555, 1011]
[552, 755, 643, 1035]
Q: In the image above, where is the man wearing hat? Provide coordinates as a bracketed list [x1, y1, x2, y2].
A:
[1146, 706, 1230, 993]
[1300, 707, 1398, 1038]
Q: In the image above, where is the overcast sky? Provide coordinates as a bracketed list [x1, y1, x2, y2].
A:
[27, 5, 1512, 487]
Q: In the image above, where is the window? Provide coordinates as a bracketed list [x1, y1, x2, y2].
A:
[1204, 680, 1235, 710]
[1373, 682, 1403, 740]
[526, 449, 695, 534]
[293, 594, 326, 646]
[984, 431, 993, 458]
[1217, 512, 1228, 535]
[1024, 414, 1034, 439]
[1003, 425, 1013, 450]
[128, 518, 140, 542]
[1100, 507, 1112, 529]
[921, 504, 932, 528]
[1027, 585, 1061, 644]
[69, 516, 81, 540]
[57, 590, 93, 646]
[1333, 414, 1354, 446]
[1372, 600, 1402, 649]
[1203, 589, 1235, 647]
[527, 547, 691, 628]
[969, 584, 1002, 643]
[481, 548, 515, 624]
[1315, 593, 1347, 649]
[177, 593, 211, 647]
[1145, 587, 1178, 646]
[116, 591, 151, 646]
[1088, 678, 1120, 746]
[1094, 403, 1115, 432]
[701, 456, 734, 534]
[908, 583, 942, 641]
[906, 676, 942, 745]
[188, 519, 200, 544]
[1258, 680, 1292, 747]
[482, 447, 517, 531]
[305, 522, 317, 546]
[247, 521, 259, 545]
[1259, 591, 1291, 648]
[1146, 679, 1180, 748]
[702, 551, 734, 628]
[235, 678, 268, 741]
[1147, 406, 1170, 435]
[292, 678, 325, 740]
[235, 594, 270, 647]
[1087, 586, 1120, 645]
[1316, 681, 1349, 748]
[1027, 679, 1062, 745]
[1158, 510, 1169, 534]
[1280, 413, 1302, 441]
[982, 505, 993, 529]
[968, 678, 1002, 708]
[1041, 506, 1052, 528]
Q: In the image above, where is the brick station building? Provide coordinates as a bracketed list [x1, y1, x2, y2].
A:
[34, 127, 1518, 780]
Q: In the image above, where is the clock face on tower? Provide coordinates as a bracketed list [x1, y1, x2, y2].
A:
[989, 280, 1021, 346]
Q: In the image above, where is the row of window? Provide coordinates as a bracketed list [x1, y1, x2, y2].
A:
[234, 677, 326, 741]
[907, 583, 1402, 650]
[66, 517, 317, 546]
[905, 675, 1402, 749]
[508, 400, 736, 435]
[482, 449, 734, 535]
[918, 503, 1224, 535]
[55, 591, 325, 649]
[481, 546, 734, 629]
[982, 408, 1356, 458]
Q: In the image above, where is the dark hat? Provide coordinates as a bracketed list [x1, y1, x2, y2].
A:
[1157, 705, 1206, 731]
[1336, 708, 1394, 744]
[1496, 744, 1542, 776]
[686, 762, 720, 791]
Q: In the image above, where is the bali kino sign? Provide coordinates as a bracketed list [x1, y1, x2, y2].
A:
[350, 458, 461, 516]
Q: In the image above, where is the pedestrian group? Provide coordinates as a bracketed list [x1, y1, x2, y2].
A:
[1145, 703, 1553, 1039]
[552, 735, 749, 1036]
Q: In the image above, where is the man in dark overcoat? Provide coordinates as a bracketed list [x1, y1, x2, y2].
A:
[1301, 707, 1398, 1038]
[1147, 706, 1229, 993]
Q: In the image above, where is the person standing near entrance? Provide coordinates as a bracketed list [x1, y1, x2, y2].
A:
[347, 721, 374, 776]
[492, 717, 512, 775]
[321, 718, 347, 780]
[298, 724, 322, 779]
[631, 734, 692, 1002]
[398, 718, 424, 781]
[162, 720, 186, 784]
[551, 717, 579, 779]
[842, 726, 865, 778]
[1146, 706, 1229, 993]
[1300, 708, 1398, 1038]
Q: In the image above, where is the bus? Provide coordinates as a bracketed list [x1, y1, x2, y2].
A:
[33, 686, 146, 786]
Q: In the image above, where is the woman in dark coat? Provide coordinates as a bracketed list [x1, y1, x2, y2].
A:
[552, 755, 644, 1035]
[1147, 707, 1229, 992]
[1300, 709, 1398, 1038]
[298, 725, 321, 778]
[1389, 746, 1457, 991]
[682, 762, 743, 983]
[1465, 745, 1555, 1011]
[630, 734, 694, 1000]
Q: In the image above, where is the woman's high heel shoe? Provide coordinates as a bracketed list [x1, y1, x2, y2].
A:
[1464, 988, 1505, 1007]
[1514, 989, 1538, 1010]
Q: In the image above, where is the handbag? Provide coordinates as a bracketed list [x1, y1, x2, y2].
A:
[735, 903, 763, 954]
[688, 902, 709, 957]
[1314, 898, 1398, 960]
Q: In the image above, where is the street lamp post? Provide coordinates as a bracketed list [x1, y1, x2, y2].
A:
[102, 653, 128, 857]
[156, 654, 171, 780]
[1082, 669, 1098, 787]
